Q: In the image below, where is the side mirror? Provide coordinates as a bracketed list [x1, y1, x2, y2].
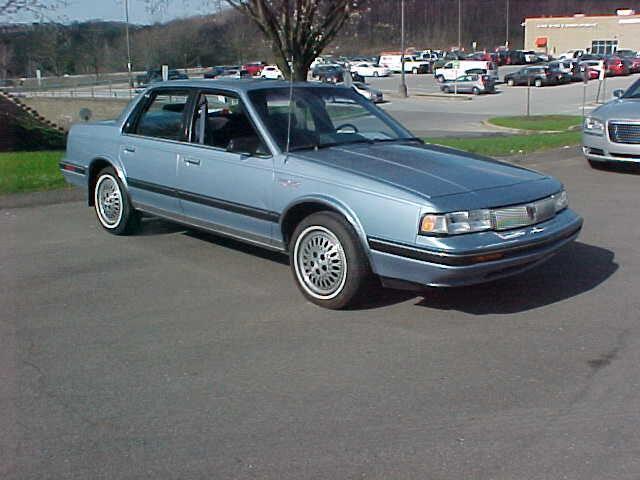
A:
[613, 89, 624, 99]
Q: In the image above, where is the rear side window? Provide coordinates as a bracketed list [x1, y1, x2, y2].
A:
[134, 90, 191, 141]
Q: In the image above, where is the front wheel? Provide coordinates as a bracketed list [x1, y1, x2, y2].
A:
[412, 68, 418, 74]
[290, 212, 372, 309]
[534, 78, 543, 87]
[373, 71, 379, 77]
[436, 75, 445, 83]
[472, 87, 480, 95]
[94, 167, 139, 235]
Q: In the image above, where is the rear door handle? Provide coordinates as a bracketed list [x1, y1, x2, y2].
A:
[183, 157, 201, 166]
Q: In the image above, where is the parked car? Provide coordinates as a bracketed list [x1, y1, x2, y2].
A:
[60, 80, 582, 309]
[243, 62, 265, 76]
[440, 73, 495, 95]
[218, 68, 251, 79]
[614, 49, 637, 59]
[311, 64, 344, 82]
[260, 65, 283, 79]
[583, 78, 640, 167]
[504, 66, 569, 87]
[578, 60, 604, 80]
[628, 57, 640, 74]
[350, 62, 391, 77]
[350, 81, 384, 102]
[604, 56, 630, 77]
[377, 54, 428, 74]
[204, 66, 234, 79]
[558, 49, 586, 60]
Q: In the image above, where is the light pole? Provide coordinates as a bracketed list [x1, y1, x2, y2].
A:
[458, 0, 462, 50]
[505, 0, 510, 47]
[398, 0, 408, 97]
[124, 0, 133, 89]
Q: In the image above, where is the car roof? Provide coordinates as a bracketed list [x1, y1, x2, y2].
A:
[144, 79, 349, 94]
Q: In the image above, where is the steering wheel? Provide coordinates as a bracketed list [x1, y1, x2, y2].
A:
[336, 123, 359, 134]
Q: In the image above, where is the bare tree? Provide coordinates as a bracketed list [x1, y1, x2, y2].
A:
[225, 0, 361, 80]
[0, 0, 66, 20]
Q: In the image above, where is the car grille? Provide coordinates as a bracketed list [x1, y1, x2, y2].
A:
[491, 196, 557, 231]
[608, 121, 640, 144]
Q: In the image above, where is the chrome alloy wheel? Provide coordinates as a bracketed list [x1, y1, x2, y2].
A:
[293, 226, 347, 300]
[95, 174, 123, 228]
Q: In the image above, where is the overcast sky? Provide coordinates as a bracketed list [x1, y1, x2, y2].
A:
[11, 0, 217, 25]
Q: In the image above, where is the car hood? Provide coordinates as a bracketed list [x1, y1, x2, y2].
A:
[294, 142, 551, 202]
[593, 98, 640, 119]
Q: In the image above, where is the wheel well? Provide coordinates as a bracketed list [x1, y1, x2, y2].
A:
[281, 202, 343, 250]
[87, 158, 113, 206]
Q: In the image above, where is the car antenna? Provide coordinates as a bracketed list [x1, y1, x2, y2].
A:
[285, 55, 294, 161]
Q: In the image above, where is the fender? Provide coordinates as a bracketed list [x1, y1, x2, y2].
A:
[280, 194, 377, 268]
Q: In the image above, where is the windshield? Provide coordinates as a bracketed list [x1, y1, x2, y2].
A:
[248, 86, 416, 151]
[623, 79, 640, 99]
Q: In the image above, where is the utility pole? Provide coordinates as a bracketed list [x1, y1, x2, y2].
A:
[398, 0, 408, 98]
[505, 0, 510, 47]
[458, 0, 462, 50]
[124, 0, 133, 88]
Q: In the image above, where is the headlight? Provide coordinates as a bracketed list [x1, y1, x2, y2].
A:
[553, 189, 569, 212]
[420, 209, 492, 235]
[584, 117, 604, 135]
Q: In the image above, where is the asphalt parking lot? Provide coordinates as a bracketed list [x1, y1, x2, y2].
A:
[2, 148, 640, 479]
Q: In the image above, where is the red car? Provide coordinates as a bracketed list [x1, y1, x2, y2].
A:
[628, 57, 640, 74]
[242, 62, 265, 76]
[605, 57, 630, 77]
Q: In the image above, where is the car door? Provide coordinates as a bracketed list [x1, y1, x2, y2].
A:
[120, 88, 195, 215]
[175, 90, 276, 247]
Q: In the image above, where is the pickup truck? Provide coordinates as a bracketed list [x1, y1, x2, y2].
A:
[136, 68, 189, 86]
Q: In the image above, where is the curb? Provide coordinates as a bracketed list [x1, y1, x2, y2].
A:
[0, 187, 84, 209]
[481, 120, 582, 135]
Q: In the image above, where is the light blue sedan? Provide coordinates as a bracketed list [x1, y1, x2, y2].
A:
[60, 80, 583, 309]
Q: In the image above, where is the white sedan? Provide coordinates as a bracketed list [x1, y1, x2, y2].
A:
[260, 65, 283, 79]
[350, 63, 391, 77]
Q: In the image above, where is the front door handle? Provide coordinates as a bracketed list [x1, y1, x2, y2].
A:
[123, 146, 136, 153]
[183, 157, 201, 166]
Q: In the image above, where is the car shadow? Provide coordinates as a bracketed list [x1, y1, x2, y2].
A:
[183, 228, 290, 266]
[414, 241, 617, 315]
[136, 220, 617, 314]
[592, 162, 640, 175]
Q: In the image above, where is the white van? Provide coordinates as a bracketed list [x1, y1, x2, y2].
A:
[379, 54, 429, 73]
[434, 60, 498, 82]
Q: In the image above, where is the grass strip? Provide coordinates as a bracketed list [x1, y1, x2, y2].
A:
[425, 131, 581, 157]
[0, 151, 67, 195]
[488, 115, 582, 132]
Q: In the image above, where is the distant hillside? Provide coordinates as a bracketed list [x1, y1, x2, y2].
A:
[0, 0, 630, 78]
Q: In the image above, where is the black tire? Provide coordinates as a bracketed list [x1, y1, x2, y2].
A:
[472, 87, 480, 95]
[534, 78, 543, 87]
[412, 68, 418, 74]
[373, 71, 379, 77]
[507, 78, 515, 86]
[443, 86, 451, 93]
[290, 211, 372, 309]
[436, 75, 445, 83]
[93, 166, 140, 235]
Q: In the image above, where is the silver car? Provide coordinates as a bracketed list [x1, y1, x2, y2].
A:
[440, 73, 495, 95]
[583, 78, 640, 167]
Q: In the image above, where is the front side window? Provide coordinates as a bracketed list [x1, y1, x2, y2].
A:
[134, 90, 190, 141]
[191, 92, 269, 156]
[249, 86, 416, 152]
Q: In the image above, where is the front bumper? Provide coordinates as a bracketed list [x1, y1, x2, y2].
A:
[583, 132, 640, 164]
[368, 209, 583, 288]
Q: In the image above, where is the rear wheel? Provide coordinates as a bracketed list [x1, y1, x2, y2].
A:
[373, 71, 379, 77]
[412, 67, 418, 74]
[507, 78, 515, 86]
[94, 167, 139, 235]
[534, 78, 543, 87]
[290, 212, 372, 309]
